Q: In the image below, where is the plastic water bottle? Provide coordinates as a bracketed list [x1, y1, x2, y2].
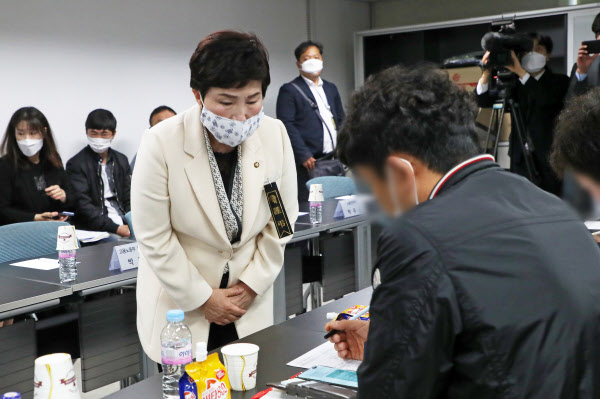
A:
[1, 393, 21, 399]
[161, 309, 192, 399]
[58, 249, 77, 282]
[310, 201, 323, 224]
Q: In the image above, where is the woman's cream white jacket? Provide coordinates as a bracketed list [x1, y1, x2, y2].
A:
[131, 104, 298, 362]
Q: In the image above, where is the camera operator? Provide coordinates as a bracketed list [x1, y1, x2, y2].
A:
[567, 12, 600, 99]
[475, 33, 569, 196]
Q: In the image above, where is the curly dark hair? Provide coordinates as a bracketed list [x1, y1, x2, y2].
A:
[189, 30, 270, 98]
[337, 64, 481, 175]
[551, 87, 600, 182]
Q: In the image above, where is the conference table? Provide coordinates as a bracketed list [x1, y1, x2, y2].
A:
[0, 199, 372, 321]
[0, 275, 72, 318]
[0, 198, 373, 396]
[106, 287, 373, 399]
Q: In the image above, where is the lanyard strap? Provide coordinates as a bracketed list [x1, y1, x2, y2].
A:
[291, 83, 335, 149]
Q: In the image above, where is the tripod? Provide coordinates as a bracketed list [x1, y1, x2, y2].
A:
[484, 93, 540, 186]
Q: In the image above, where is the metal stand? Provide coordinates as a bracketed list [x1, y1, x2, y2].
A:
[308, 237, 322, 310]
[484, 97, 540, 186]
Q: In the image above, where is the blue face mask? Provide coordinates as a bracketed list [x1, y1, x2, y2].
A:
[200, 97, 264, 147]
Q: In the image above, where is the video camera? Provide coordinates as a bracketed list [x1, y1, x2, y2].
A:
[481, 20, 533, 90]
[481, 20, 533, 68]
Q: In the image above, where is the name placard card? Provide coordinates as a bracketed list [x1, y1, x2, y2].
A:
[334, 199, 364, 219]
[108, 243, 139, 271]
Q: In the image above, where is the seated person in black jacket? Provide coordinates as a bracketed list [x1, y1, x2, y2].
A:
[325, 65, 600, 398]
[476, 33, 569, 196]
[66, 109, 131, 237]
[551, 88, 600, 224]
[0, 107, 74, 225]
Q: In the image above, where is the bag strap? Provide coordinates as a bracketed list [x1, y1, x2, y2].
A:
[291, 83, 335, 150]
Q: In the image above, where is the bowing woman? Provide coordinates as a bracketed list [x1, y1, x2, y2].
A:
[132, 31, 298, 360]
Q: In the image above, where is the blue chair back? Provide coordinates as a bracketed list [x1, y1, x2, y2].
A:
[0, 221, 70, 263]
[125, 211, 136, 241]
[306, 176, 357, 200]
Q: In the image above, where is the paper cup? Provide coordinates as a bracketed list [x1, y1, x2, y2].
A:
[308, 184, 325, 202]
[221, 343, 259, 391]
[34, 353, 81, 399]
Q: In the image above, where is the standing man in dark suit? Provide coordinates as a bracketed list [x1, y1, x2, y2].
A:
[475, 33, 569, 196]
[276, 41, 345, 201]
[567, 12, 600, 99]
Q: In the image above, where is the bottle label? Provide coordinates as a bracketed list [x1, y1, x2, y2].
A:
[58, 250, 76, 259]
[161, 343, 193, 365]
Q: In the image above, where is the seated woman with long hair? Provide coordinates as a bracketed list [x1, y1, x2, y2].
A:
[0, 107, 74, 226]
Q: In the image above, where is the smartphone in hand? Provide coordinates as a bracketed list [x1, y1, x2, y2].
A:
[583, 40, 600, 54]
[53, 211, 75, 220]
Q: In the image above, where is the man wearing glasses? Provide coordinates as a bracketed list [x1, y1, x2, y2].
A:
[66, 109, 131, 237]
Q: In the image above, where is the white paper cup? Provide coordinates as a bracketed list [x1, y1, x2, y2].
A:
[221, 343, 259, 391]
[34, 353, 81, 399]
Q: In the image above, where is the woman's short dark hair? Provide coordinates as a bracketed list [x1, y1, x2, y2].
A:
[551, 87, 600, 182]
[189, 30, 270, 98]
[337, 64, 481, 176]
[1, 107, 63, 169]
[528, 32, 553, 54]
[294, 40, 324, 61]
[86, 109, 117, 132]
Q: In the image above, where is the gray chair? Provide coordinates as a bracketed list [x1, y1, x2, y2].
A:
[0, 221, 70, 263]
[125, 211, 136, 241]
[306, 176, 357, 199]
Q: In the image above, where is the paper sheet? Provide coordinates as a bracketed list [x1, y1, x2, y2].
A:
[287, 341, 362, 372]
[75, 229, 110, 243]
[10, 258, 61, 270]
[585, 221, 600, 230]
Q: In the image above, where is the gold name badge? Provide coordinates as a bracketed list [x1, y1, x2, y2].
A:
[264, 182, 293, 239]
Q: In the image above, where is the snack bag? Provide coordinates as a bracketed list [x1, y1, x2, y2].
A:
[179, 352, 231, 399]
[336, 305, 370, 321]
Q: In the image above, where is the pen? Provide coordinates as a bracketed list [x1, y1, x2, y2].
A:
[324, 306, 370, 339]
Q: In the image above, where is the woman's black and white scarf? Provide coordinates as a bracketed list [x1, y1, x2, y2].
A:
[203, 126, 243, 244]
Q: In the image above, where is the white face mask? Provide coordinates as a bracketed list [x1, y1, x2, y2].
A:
[17, 138, 43, 157]
[521, 51, 547, 74]
[200, 97, 263, 147]
[387, 158, 419, 217]
[301, 59, 323, 74]
[88, 137, 112, 153]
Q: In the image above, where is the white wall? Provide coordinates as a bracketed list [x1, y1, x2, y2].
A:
[0, 0, 369, 162]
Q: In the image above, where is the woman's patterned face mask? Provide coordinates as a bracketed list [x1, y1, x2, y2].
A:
[200, 97, 264, 147]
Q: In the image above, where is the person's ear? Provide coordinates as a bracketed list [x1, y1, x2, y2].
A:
[192, 89, 202, 108]
[111, 130, 116, 140]
[296, 60, 302, 70]
[386, 156, 415, 197]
